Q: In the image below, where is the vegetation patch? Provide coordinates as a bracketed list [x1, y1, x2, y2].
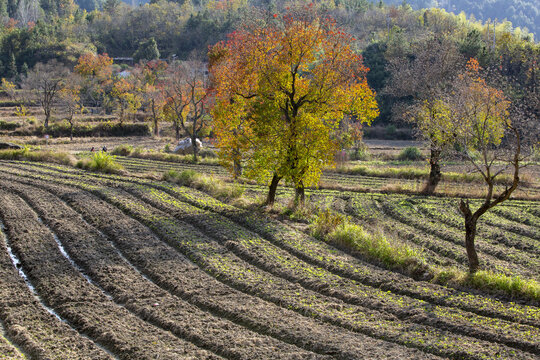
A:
[14, 122, 150, 137]
[397, 147, 424, 161]
[434, 268, 540, 303]
[0, 148, 75, 166]
[111, 144, 220, 165]
[0, 120, 19, 131]
[162, 169, 244, 201]
[310, 209, 426, 274]
[76, 151, 124, 174]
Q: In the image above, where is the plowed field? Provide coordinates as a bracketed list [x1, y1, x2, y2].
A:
[1, 160, 539, 359]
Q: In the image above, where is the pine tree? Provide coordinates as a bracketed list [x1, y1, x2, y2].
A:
[21, 62, 29, 76]
[133, 38, 160, 64]
[6, 53, 17, 79]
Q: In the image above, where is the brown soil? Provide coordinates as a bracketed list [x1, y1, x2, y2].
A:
[1, 160, 539, 360]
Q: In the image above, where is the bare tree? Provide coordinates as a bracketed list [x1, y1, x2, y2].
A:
[162, 61, 211, 161]
[21, 60, 70, 128]
[58, 73, 83, 141]
[386, 36, 462, 193]
[16, 0, 40, 25]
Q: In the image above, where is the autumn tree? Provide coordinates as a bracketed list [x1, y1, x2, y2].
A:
[443, 59, 527, 273]
[21, 59, 70, 128]
[132, 60, 168, 136]
[162, 60, 211, 161]
[111, 77, 142, 125]
[210, 7, 378, 205]
[74, 53, 114, 109]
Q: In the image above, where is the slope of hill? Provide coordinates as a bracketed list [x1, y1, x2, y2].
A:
[385, 0, 538, 38]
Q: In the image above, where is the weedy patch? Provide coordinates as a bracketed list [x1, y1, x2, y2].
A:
[0, 147, 75, 166]
[434, 268, 540, 303]
[76, 151, 124, 174]
[162, 169, 244, 201]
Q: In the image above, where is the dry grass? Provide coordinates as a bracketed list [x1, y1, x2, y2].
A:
[0, 148, 76, 166]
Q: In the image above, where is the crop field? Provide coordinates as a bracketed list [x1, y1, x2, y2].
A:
[109, 155, 540, 199]
[0, 159, 539, 359]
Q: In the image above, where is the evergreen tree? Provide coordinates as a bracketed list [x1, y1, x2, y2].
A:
[6, 53, 17, 79]
[0, 0, 7, 16]
[21, 62, 29, 76]
[133, 38, 160, 64]
[7, 0, 19, 17]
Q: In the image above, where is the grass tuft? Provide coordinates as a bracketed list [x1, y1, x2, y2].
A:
[311, 208, 347, 239]
[111, 144, 134, 156]
[162, 169, 244, 201]
[76, 151, 124, 174]
[328, 222, 424, 271]
[397, 147, 423, 161]
[0, 147, 75, 165]
[434, 268, 540, 302]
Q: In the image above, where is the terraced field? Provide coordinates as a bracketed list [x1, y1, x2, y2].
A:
[1, 160, 539, 359]
[114, 156, 540, 198]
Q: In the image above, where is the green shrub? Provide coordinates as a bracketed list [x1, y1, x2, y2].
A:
[350, 145, 371, 161]
[76, 151, 124, 174]
[111, 144, 134, 156]
[398, 147, 423, 161]
[385, 124, 396, 137]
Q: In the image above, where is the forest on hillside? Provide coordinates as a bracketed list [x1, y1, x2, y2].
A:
[384, 0, 539, 38]
[0, 0, 538, 127]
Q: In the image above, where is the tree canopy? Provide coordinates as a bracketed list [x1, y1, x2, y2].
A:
[210, 6, 378, 204]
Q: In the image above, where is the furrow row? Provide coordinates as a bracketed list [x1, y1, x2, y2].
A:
[11, 174, 442, 360]
[1, 179, 324, 360]
[5, 167, 538, 359]
[0, 189, 221, 360]
[5, 161, 540, 328]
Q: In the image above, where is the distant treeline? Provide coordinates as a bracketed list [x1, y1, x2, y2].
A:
[1, 0, 538, 126]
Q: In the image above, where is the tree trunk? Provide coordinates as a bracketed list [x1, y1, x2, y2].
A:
[459, 200, 480, 273]
[120, 107, 124, 126]
[424, 145, 442, 194]
[192, 135, 198, 162]
[44, 112, 50, 128]
[233, 158, 242, 179]
[464, 217, 480, 273]
[266, 174, 281, 206]
[175, 123, 180, 140]
[295, 181, 305, 206]
[69, 119, 73, 141]
[152, 100, 159, 136]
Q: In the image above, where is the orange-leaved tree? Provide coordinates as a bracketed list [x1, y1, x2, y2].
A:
[111, 77, 142, 125]
[132, 60, 168, 136]
[210, 7, 378, 205]
[74, 53, 114, 109]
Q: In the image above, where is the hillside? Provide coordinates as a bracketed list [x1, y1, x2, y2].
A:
[384, 0, 538, 38]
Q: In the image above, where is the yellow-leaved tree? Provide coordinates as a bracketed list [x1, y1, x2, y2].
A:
[210, 7, 378, 205]
[430, 59, 524, 273]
